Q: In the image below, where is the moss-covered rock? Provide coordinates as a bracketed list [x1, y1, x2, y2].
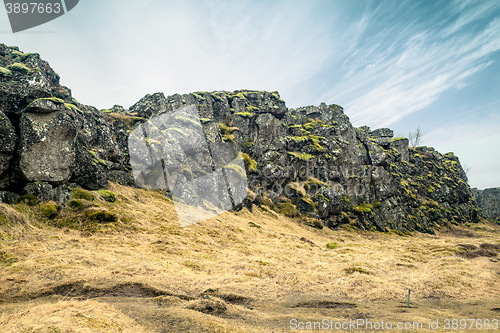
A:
[84, 208, 118, 223]
[40, 201, 59, 219]
[97, 189, 116, 202]
[72, 188, 94, 201]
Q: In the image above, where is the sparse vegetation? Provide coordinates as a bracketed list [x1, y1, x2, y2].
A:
[0, 183, 499, 332]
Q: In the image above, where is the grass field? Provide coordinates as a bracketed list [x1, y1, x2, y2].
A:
[1, 183, 499, 332]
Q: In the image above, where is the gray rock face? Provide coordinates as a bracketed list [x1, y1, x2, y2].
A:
[0, 44, 61, 117]
[0, 45, 484, 234]
[371, 128, 394, 137]
[129, 92, 168, 118]
[0, 111, 16, 189]
[17, 110, 78, 184]
[473, 187, 500, 222]
[23, 182, 71, 205]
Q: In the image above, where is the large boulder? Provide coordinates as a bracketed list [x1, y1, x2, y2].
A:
[0, 111, 17, 189]
[15, 106, 78, 184]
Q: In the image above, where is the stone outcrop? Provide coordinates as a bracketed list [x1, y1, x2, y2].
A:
[0, 44, 484, 232]
[0, 111, 16, 188]
[473, 187, 500, 222]
[16, 100, 78, 184]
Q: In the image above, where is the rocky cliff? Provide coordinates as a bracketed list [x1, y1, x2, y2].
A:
[473, 188, 500, 223]
[0, 44, 481, 232]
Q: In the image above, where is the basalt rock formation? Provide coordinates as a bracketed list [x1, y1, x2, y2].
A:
[0, 44, 482, 232]
[473, 188, 500, 223]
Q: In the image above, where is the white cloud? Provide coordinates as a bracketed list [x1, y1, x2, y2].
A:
[320, 2, 500, 128]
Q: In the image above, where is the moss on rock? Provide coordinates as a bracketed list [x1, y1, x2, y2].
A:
[97, 189, 116, 202]
[72, 188, 94, 201]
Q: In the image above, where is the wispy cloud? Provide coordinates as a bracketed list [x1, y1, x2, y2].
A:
[320, 1, 500, 128]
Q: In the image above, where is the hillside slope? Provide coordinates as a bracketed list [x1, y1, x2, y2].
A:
[1, 183, 500, 332]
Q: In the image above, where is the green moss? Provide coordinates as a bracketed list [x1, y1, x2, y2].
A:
[235, 112, 254, 118]
[303, 118, 334, 131]
[88, 150, 97, 158]
[245, 105, 259, 112]
[231, 92, 247, 100]
[353, 203, 373, 215]
[199, 118, 212, 124]
[391, 137, 407, 141]
[287, 152, 314, 161]
[0, 66, 12, 77]
[273, 201, 300, 218]
[222, 164, 246, 178]
[343, 196, 350, 203]
[308, 135, 325, 151]
[217, 123, 239, 136]
[65, 103, 80, 112]
[84, 209, 118, 222]
[97, 159, 108, 167]
[244, 138, 254, 148]
[40, 202, 59, 219]
[163, 128, 188, 137]
[300, 197, 316, 210]
[222, 134, 235, 143]
[283, 135, 309, 144]
[316, 193, 329, 202]
[373, 201, 380, 208]
[192, 92, 206, 100]
[97, 189, 116, 203]
[7, 62, 30, 74]
[242, 153, 257, 173]
[326, 242, 339, 249]
[72, 188, 94, 201]
[428, 185, 436, 193]
[68, 199, 85, 209]
[26, 98, 64, 110]
[175, 116, 202, 129]
[11, 50, 24, 57]
[16, 194, 37, 206]
[400, 179, 409, 187]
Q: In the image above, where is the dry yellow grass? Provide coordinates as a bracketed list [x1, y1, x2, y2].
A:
[1, 183, 500, 332]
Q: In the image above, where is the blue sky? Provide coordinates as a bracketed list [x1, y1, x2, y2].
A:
[1, 0, 499, 189]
